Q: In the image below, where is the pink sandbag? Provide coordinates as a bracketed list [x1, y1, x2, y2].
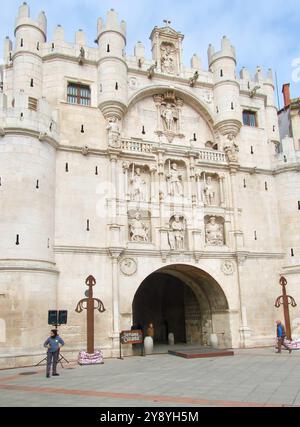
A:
[78, 350, 104, 365]
[284, 338, 300, 350]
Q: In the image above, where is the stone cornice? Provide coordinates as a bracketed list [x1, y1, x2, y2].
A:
[127, 67, 214, 90]
[56, 143, 296, 177]
[58, 144, 106, 156]
[3, 127, 59, 149]
[0, 258, 59, 274]
[0, 266, 59, 274]
[273, 163, 300, 176]
[54, 245, 284, 260]
[12, 50, 42, 61]
[43, 52, 97, 67]
[97, 56, 128, 70]
[281, 265, 300, 275]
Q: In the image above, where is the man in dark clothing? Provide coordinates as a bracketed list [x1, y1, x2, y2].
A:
[276, 321, 292, 354]
[44, 329, 65, 378]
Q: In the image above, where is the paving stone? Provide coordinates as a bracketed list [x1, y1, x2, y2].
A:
[1, 349, 300, 407]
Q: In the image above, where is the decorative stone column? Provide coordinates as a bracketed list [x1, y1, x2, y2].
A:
[175, 97, 184, 133]
[109, 152, 119, 220]
[155, 33, 161, 72]
[195, 171, 203, 205]
[122, 161, 130, 201]
[156, 149, 165, 226]
[236, 255, 252, 347]
[153, 94, 163, 132]
[219, 174, 226, 207]
[229, 165, 242, 248]
[150, 165, 158, 203]
[108, 248, 123, 353]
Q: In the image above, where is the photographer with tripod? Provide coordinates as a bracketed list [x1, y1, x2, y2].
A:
[44, 329, 65, 378]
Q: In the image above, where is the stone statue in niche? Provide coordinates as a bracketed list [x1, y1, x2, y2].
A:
[106, 117, 121, 148]
[129, 212, 149, 243]
[161, 43, 176, 74]
[168, 215, 185, 251]
[154, 92, 184, 143]
[203, 176, 215, 206]
[205, 217, 224, 246]
[129, 165, 146, 202]
[166, 162, 183, 197]
[161, 103, 179, 133]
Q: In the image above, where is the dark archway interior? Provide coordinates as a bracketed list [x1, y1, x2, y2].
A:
[132, 272, 200, 344]
[132, 265, 231, 348]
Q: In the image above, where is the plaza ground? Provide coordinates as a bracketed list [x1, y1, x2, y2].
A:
[1, 348, 300, 407]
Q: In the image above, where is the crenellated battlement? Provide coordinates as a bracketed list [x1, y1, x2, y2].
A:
[208, 36, 236, 67]
[14, 3, 47, 40]
[97, 9, 127, 42]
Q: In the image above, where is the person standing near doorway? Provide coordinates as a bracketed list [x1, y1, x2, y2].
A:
[276, 321, 292, 354]
[44, 329, 65, 378]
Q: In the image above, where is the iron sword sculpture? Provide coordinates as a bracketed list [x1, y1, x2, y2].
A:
[275, 276, 297, 341]
[75, 275, 106, 354]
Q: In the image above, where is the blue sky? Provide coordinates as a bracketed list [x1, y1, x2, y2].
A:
[1, 0, 299, 107]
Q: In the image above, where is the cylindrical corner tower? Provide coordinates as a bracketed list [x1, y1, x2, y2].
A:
[13, 3, 47, 102]
[97, 9, 128, 120]
[0, 3, 58, 363]
[263, 69, 280, 143]
[209, 36, 242, 137]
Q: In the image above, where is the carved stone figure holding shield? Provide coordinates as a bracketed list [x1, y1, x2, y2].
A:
[166, 162, 183, 197]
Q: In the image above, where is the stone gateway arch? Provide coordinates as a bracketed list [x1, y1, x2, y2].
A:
[132, 265, 231, 348]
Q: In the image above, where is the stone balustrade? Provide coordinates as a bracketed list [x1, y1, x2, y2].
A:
[121, 138, 228, 164]
[121, 139, 153, 153]
[198, 149, 227, 163]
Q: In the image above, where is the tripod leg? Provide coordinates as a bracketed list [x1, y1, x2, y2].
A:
[58, 356, 64, 369]
[36, 357, 47, 367]
[59, 354, 70, 364]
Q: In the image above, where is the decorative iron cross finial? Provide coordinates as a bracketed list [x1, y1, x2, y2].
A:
[275, 276, 297, 341]
[75, 275, 105, 354]
[163, 19, 171, 27]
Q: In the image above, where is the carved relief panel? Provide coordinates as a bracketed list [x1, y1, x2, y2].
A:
[160, 42, 177, 74]
[150, 23, 184, 76]
[128, 209, 151, 243]
[205, 216, 225, 246]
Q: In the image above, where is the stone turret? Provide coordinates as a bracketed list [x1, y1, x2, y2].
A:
[0, 2, 58, 356]
[97, 9, 128, 120]
[208, 36, 242, 137]
[263, 68, 280, 143]
[13, 3, 47, 103]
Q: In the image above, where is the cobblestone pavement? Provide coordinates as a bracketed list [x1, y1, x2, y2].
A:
[1, 348, 300, 407]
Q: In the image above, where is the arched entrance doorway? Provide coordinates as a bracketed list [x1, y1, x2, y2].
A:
[132, 264, 231, 347]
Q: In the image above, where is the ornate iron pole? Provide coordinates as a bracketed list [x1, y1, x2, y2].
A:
[75, 275, 106, 354]
[275, 276, 297, 341]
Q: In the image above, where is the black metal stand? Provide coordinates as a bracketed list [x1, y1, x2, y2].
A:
[58, 352, 70, 367]
[36, 352, 69, 368]
[35, 355, 47, 367]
